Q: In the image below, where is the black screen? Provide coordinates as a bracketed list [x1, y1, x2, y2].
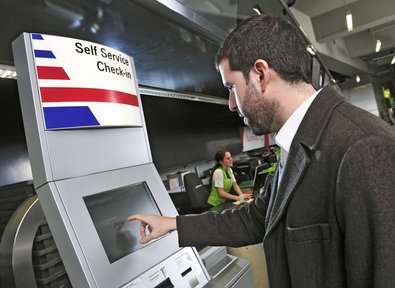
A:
[142, 95, 244, 172]
[84, 182, 160, 263]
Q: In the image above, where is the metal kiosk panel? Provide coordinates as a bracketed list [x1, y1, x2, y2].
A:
[12, 32, 210, 287]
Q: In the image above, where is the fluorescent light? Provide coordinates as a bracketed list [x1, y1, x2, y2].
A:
[355, 75, 360, 83]
[346, 12, 353, 31]
[306, 45, 316, 56]
[252, 7, 261, 15]
[375, 40, 381, 52]
[0, 64, 17, 79]
[252, 4, 262, 15]
[391, 56, 395, 65]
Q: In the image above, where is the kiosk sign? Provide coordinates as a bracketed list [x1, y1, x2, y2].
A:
[31, 33, 142, 129]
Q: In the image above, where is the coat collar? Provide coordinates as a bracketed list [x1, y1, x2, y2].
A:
[265, 85, 344, 236]
[293, 85, 344, 151]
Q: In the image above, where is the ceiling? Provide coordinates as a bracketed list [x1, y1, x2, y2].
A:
[180, 0, 395, 87]
[292, 0, 395, 86]
[2, 0, 394, 91]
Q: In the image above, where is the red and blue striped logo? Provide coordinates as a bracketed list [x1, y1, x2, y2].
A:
[32, 33, 140, 129]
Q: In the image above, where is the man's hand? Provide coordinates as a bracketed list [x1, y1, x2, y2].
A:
[127, 214, 177, 244]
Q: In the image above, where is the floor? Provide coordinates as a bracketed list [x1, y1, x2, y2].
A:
[227, 244, 269, 288]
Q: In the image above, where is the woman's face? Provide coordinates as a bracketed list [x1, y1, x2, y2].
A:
[220, 152, 233, 168]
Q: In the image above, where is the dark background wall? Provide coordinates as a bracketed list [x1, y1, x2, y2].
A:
[0, 78, 31, 187]
[141, 95, 244, 172]
[0, 78, 243, 185]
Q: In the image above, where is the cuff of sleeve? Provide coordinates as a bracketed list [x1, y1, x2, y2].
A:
[176, 215, 185, 246]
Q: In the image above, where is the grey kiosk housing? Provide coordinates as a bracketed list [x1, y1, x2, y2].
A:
[12, 32, 211, 288]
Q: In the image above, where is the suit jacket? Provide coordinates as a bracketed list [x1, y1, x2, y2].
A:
[177, 85, 395, 288]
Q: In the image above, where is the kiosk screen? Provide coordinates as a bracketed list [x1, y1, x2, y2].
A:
[84, 182, 161, 263]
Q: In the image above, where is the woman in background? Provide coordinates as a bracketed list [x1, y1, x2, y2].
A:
[207, 150, 252, 207]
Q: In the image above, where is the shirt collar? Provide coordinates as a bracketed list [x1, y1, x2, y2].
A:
[275, 89, 321, 153]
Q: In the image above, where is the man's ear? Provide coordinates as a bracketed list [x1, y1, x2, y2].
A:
[253, 59, 270, 92]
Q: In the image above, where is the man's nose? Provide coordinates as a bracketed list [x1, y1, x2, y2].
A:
[228, 92, 237, 112]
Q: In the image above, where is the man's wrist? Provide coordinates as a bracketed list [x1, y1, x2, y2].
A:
[166, 216, 177, 231]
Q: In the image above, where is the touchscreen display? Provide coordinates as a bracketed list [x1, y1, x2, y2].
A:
[84, 182, 161, 263]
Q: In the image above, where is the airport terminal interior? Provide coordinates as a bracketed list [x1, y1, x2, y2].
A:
[0, 0, 395, 287]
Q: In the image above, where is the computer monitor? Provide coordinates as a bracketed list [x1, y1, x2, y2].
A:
[84, 182, 161, 264]
[252, 163, 270, 195]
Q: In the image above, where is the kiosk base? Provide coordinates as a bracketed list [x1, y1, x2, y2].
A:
[200, 246, 255, 288]
[122, 247, 208, 288]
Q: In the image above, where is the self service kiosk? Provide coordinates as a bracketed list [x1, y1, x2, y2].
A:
[12, 33, 211, 288]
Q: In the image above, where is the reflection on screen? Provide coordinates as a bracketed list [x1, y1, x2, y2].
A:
[84, 182, 161, 263]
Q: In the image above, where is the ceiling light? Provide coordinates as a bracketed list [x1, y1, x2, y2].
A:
[391, 56, 395, 65]
[0, 64, 17, 79]
[375, 40, 381, 53]
[346, 11, 353, 31]
[355, 75, 360, 83]
[90, 23, 100, 34]
[252, 4, 262, 15]
[306, 45, 316, 56]
[252, 8, 261, 15]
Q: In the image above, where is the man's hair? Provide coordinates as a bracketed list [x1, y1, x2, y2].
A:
[215, 14, 311, 84]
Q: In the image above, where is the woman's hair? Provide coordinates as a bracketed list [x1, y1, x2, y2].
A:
[215, 14, 311, 85]
[210, 149, 230, 184]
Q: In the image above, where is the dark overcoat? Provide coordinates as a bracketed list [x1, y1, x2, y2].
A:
[177, 85, 395, 288]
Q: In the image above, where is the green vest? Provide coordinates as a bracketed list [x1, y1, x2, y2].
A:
[207, 167, 233, 207]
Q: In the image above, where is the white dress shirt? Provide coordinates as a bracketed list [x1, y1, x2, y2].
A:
[275, 89, 321, 185]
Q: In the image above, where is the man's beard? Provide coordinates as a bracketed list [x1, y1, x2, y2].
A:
[241, 81, 278, 135]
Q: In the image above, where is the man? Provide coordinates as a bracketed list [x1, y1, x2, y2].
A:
[128, 14, 395, 287]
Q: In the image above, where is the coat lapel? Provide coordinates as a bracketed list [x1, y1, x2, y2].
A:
[265, 143, 310, 236]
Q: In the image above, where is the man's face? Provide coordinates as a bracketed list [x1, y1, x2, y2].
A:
[218, 59, 278, 135]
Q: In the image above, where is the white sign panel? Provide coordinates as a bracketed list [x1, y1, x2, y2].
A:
[241, 126, 275, 151]
[30, 33, 142, 129]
